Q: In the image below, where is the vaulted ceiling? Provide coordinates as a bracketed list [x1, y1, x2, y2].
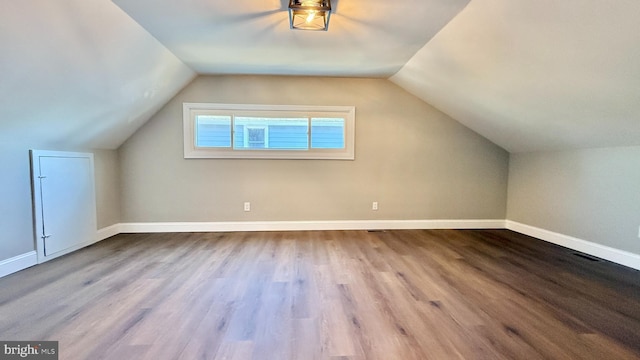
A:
[0, 0, 195, 149]
[1, 0, 639, 152]
[112, 0, 470, 77]
[392, 0, 640, 152]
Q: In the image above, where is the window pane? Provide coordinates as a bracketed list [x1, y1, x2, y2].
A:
[311, 118, 345, 149]
[234, 117, 309, 150]
[184, 103, 354, 159]
[195, 115, 231, 147]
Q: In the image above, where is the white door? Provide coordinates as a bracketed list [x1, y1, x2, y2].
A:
[31, 150, 97, 262]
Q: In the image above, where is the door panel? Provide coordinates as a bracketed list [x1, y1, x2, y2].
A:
[31, 151, 97, 262]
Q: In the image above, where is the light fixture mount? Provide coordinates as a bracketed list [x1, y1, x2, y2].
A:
[288, 0, 332, 31]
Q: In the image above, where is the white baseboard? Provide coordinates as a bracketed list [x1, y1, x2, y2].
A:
[96, 223, 121, 241]
[506, 220, 640, 271]
[0, 251, 37, 278]
[5, 220, 636, 279]
[119, 219, 506, 233]
[0, 225, 122, 278]
[39, 224, 123, 264]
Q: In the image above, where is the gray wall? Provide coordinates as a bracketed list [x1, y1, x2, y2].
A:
[0, 144, 121, 262]
[120, 75, 509, 222]
[94, 150, 122, 229]
[507, 146, 640, 254]
[0, 145, 36, 260]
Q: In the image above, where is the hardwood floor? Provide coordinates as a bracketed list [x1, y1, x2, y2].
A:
[1, 229, 639, 359]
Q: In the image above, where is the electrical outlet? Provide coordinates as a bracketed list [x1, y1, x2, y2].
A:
[372, 201, 378, 211]
[244, 202, 251, 212]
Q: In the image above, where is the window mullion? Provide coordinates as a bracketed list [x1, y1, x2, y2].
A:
[231, 113, 236, 151]
[307, 117, 311, 151]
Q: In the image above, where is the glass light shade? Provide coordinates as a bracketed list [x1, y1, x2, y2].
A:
[288, 0, 331, 31]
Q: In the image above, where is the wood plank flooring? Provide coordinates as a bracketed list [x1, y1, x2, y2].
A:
[1, 229, 639, 359]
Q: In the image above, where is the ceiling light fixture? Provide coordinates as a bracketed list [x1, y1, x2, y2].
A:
[288, 0, 331, 31]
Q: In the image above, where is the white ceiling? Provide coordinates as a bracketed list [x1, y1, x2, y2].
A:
[1, 0, 639, 153]
[0, 0, 194, 149]
[112, 0, 470, 77]
[392, 0, 640, 152]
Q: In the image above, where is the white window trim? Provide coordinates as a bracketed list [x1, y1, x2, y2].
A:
[183, 103, 356, 160]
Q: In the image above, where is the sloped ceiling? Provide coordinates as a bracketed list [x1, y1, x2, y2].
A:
[1, 0, 638, 153]
[391, 0, 640, 153]
[112, 0, 470, 77]
[0, 0, 195, 149]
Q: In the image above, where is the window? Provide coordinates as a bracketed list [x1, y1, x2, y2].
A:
[183, 103, 355, 159]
